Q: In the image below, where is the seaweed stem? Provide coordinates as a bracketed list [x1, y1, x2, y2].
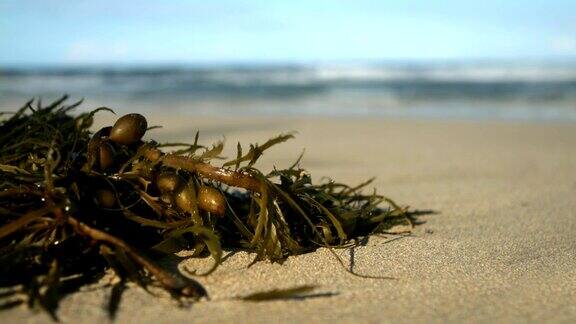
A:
[66, 216, 206, 298]
[144, 147, 262, 192]
[0, 205, 61, 240]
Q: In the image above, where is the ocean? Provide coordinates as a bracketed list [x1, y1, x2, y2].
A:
[2, 62, 576, 121]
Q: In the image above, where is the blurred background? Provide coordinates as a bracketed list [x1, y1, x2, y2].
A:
[1, 0, 576, 121]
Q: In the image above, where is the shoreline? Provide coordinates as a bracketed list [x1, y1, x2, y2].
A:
[3, 95, 576, 124]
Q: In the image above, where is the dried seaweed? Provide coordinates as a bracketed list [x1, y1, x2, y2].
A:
[0, 97, 423, 317]
[238, 285, 326, 302]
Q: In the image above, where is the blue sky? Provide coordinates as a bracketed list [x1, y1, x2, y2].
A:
[1, 0, 575, 65]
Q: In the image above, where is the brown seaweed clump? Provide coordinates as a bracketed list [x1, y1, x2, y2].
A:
[0, 97, 418, 318]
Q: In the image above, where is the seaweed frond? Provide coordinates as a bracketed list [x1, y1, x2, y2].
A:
[0, 98, 424, 316]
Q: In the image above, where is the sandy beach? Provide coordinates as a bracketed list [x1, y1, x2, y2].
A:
[4, 115, 576, 323]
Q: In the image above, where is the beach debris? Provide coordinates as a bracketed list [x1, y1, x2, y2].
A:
[238, 285, 324, 302]
[0, 96, 417, 318]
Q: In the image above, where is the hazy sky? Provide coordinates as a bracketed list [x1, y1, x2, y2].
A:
[1, 0, 575, 65]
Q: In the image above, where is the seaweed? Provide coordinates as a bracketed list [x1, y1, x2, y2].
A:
[0, 97, 424, 317]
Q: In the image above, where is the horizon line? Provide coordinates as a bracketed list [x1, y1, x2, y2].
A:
[2, 56, 576, 70]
